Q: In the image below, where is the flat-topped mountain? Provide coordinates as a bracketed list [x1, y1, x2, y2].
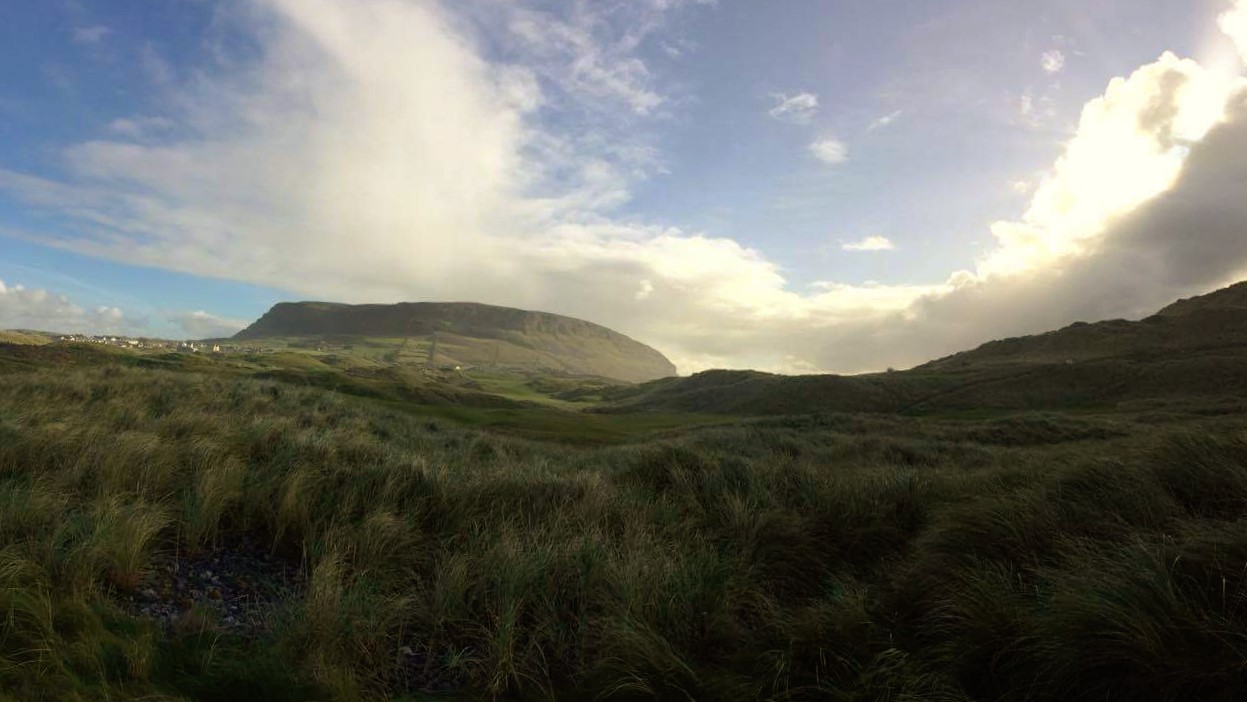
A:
[233, 301, 677, 383]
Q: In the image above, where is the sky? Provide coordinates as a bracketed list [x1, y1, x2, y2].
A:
[2, 0, 1247, 374]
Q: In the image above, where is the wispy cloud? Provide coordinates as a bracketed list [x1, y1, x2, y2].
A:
[500, 2, 683, 116]
[842, 236, 895, 252]
[42, 64, 75, 93]
[768, 92, 818, 124]
[140, 43, 174, 85]
[868, 110, 903, 130]
[108, 116, 174, 139]
[1017, 89, 1056, 127]
[73, 25, 112, 44]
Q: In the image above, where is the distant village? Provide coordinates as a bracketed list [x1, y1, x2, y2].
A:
[55, 335, 273, 354]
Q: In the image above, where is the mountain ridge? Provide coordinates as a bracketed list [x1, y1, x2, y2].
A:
[1156, 280, 1247, 317]
[601, 280, 1247, 415]
[919, 280, 1247, 371]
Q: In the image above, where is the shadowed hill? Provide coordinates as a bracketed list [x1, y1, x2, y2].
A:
[604, 281, 1247, 415]
[920, 280, 1247, 370]
[233, 301, 677, 383]
[1156, 280, 1247, 317]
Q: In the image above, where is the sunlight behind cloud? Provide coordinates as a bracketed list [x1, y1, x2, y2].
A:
[980, 52, 1241, 279]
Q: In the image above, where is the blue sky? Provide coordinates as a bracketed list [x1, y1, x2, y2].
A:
[3, 0, 1247, 372]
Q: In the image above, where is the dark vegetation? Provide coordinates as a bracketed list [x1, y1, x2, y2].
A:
[4, 282, 1247, 700]
[3, 361, 1247, 700]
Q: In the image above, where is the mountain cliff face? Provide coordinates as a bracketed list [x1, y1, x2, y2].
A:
[233, 301, 677, 383]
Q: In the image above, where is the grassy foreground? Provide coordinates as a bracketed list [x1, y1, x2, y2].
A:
[3, 366, 1247, 700]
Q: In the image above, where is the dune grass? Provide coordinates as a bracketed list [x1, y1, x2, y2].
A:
[1, 365, 1246, 700]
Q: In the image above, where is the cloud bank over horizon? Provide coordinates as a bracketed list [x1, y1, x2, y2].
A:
[0, 277, 135, 335]
[3, 0, 1247, 374]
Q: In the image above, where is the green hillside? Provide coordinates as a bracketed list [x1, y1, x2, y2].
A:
[0, 341, 724, 445]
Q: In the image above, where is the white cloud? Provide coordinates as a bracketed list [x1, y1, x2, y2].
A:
[869, 110, 903, 130]
[768, 92, 819, 124]
[170, 310, 249, 339]
[73, 26, 112, 44]
[809, 136, 849, 164]
[1220, 0, 1247, 62]
[842, 236, 895, 252]
[0, 278, 134, 334]
[4, 0, 1247, 375]
[1041, 49, 1066, 74]
[984, 51, 1238, 279]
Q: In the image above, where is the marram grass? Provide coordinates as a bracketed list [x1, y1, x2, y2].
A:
[1, 366, 1246, 700]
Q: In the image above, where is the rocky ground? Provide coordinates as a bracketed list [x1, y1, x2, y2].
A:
[120, 538, 304, 633]
[116, 538, 463, 694]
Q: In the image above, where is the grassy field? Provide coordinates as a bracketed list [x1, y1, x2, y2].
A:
[3, 358, 1247, 700]
[0, 342, 697, 442]
[0, 330, 52, 346]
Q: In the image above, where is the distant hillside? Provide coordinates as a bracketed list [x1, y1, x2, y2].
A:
[920, 280, 1247, 370]
[604, 281, 1247, 415]
[1155, 280, 1247, 317]
[0, 330, 52, 346]
[233, 301, 677, 383]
